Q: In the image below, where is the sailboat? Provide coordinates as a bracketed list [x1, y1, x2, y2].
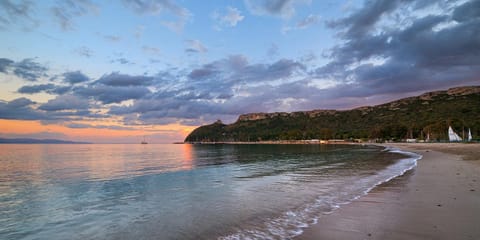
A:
[141, 136, 148, 144]
[468, 128, 472, 141]
[448, 126, 462, 142]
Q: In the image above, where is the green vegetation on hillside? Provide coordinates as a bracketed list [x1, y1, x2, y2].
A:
[185, 87, 480, 142]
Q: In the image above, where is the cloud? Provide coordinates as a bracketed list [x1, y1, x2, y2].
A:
[122, 0, 186, 15]
[111, 58, 132, 65]
[13, 58, 48, 81]
[0, 97, 46, 120]
[314, 0, 480, 99]
[109, 97, 222, 123]
[142, 45, 161, 56]
[185, 40, 208, 53]
[1, 58, 49, 81]
[149, 59, 162, 64]
[66, 122, 134, 130]
[63, 71, 90, 84]
[187, 55, 248, 82]
[50, 86, 72, 95]
[213, 7, 245, 28]
[74, 85, 151, 104]
[161, 19, 191, 33]
[123, 0, 191, 32]
[222, 7, 245, 26]
[6, 97, 35, 108]
[134, 25, 145, 39]
[185, 55, 304, 96]
[18, 82, 72, 95]
[38, 94, 90, 111]
[74, 46, 94, 58]
[0, 0, 38, 31]
[64, 72, 154, 104]
[188, 67, 216, 80]
[300, 52, 316, 63]
[0, 58, 14, 72]
[452, 0, 480, 22]
[1, 94, 103, 123]
[108, 56, 307, 125]
[244, 0, 310, 18]
[18, 83, 55, 94]
[102, 34, 121, 42]
[326, 0, 412, 39]
[296, 14, 319, 29]
[51, 0, 98, 31]
[65, 123, 91, 128]
[267, 43, 279, 57]
[95, 72, 153, 86]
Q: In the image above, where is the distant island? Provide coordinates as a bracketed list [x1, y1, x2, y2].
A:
[0, 138, 91, 144]
[185, 86, 480, 143]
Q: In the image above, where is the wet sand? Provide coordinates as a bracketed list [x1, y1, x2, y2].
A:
[296, 143, 480, 240]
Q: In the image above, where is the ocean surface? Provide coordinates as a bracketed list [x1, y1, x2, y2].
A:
[0, 144, 420, 240]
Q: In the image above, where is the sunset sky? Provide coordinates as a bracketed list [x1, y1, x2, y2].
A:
[1, 0, 479, 143]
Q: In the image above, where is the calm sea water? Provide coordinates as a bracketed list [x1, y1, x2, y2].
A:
[0, 144, 420, 240]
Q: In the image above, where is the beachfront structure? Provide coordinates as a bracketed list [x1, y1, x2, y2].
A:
[448, 126, 462, 142]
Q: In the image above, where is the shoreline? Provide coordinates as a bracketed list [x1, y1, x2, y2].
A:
[183, 140, 353, 144]
[182, 140, 478, 145]
[295, 143, 480, 240]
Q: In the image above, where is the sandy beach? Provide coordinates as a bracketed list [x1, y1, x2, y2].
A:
[296, 143, 480, 240]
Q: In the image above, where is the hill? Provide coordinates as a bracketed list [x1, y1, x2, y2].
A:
[0, 138, 91, 144]
[185, 86, 480, 142]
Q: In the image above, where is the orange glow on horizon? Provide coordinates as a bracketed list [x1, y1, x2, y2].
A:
[0, 119, 198, 143]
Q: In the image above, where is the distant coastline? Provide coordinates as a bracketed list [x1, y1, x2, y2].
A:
[0, 138, 91, 144]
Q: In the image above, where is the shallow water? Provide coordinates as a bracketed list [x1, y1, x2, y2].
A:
[0, 144, 419, 240]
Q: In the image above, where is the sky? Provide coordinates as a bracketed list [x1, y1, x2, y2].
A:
[0, 0, 479, 143]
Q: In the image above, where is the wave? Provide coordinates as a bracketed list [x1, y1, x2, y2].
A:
[218, 146, 422, 240]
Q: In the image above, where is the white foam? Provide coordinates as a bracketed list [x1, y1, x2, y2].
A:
[218, 147, 423, 240]
[360, 147, 422, 197]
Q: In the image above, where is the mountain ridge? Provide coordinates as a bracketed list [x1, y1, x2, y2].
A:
[235, 86, 480, 123]
[185, 86, 480, 142]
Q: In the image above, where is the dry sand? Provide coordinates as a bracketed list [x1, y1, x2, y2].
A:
[296, 143, 480, 240]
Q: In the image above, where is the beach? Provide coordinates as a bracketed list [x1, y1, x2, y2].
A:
[296, 143, 480, 240]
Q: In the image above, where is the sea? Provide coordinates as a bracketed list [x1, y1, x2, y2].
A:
[0, 143, 421, 240]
